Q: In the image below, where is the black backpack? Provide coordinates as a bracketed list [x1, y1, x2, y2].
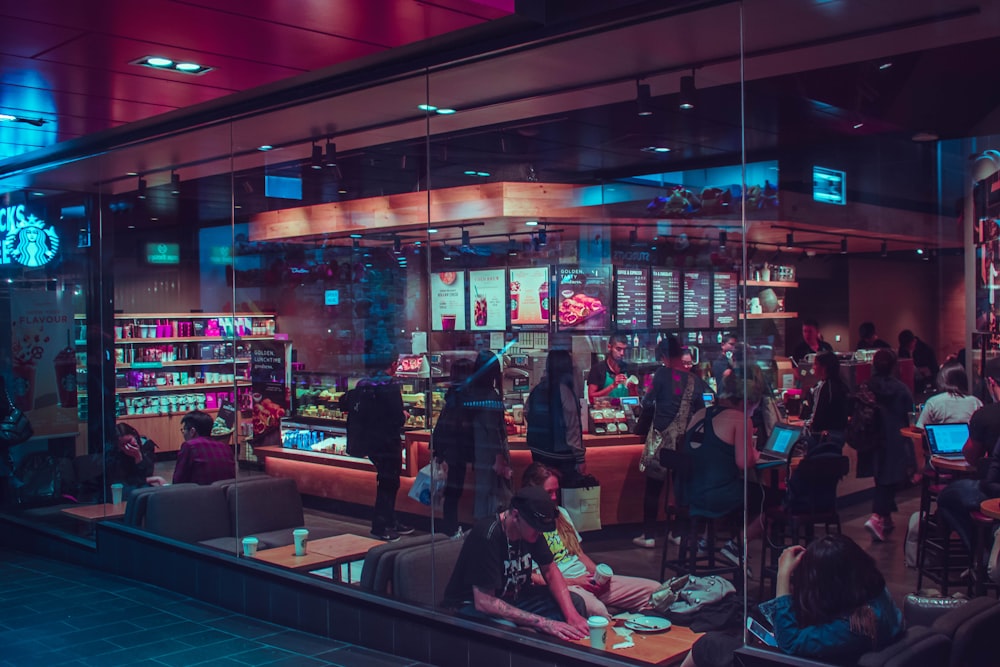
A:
[10, 452, 62, 506]
[845, 382, 883, 453]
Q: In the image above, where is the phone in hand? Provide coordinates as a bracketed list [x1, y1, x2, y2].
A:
[747, 616, 778, 648]
[702, 392, 715, 407]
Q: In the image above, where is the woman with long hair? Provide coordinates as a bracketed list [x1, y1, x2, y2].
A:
[682, 534, 902, 666]
[525, 349, 585, 484]
[916, 362, 982, 427]
[805, 351, 849, 438]
[522, 463, 659, 618]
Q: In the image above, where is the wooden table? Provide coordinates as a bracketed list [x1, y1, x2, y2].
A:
[61, 503, 127, 521]
[572, 619, 702, 665]
[252, 534, 382, 580]
[980, 498, 1000, 520]
[930, 456, 975, 474]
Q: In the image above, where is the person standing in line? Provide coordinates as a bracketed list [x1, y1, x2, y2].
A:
[791, 318, 834, 365]
[712, 333, 738, 387]
[433, 359, 475, 538]
[468, 350, 513, 523]
[860, 350, 915, 542]
[525, 350, 585, 485]
[586, 334, 637, 400]
[632, 335, 708, 549]
[170, 410, 235, 486]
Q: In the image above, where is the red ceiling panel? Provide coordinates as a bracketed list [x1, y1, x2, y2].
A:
[0, 16, 85, 58]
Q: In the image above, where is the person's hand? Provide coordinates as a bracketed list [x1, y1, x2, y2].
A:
[122, 439, 142, 463]
[576, 462, 587, 476]
[146, 476, 168, 487]
[579, 576, 610, 596]
[777, 545, 805, 580]
[539, 618, 588, 641]
[615, 373, 627, 386]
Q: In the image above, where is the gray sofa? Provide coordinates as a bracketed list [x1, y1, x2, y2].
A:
[358, 533, 464, 606]
[125, 476, 338, 552]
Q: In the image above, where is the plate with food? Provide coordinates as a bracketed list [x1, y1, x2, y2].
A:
[558, 293, 606, 327]
[623, 616, 672, 633]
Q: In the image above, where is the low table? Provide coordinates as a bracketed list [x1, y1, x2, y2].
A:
[572, 619, 702, 665]
[980, 498, 1000, 521]
[61, 503, 127, 521]
[930, 456, 975, 474]
[252, 534, 383, 580]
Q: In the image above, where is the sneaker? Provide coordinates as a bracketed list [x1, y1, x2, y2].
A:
[450, 527, 465, 540]
[864, 514, 886, 542]
[696, 539, 710, 559]
[392, 523, 415, 536]
[632, 536, 656, 549]
[720, 539, 742, 566]
[371, 529, 401, 542]
[668, 532, 683, 546]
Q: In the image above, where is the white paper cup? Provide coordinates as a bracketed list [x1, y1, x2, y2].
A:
[242, 536, 259, 557]
[593, 563, 613, 585]
[587, 615, 609, 649]
[110, 483, 124, 505]
[293, 528, 309, 556]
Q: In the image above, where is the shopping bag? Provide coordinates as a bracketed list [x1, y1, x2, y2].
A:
[407, 462, 445, 508]
[561, 480, 601, 532]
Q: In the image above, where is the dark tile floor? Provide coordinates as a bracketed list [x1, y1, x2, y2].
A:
[0, 546, 431, 667]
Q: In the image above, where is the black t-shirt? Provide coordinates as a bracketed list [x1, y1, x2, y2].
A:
[791, 340, 833, 364]
[586, 358, 616, 391]
[443, 515, 554, 607]
[970, 404, 1000, 451]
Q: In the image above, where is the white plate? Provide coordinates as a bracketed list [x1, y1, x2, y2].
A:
[624, 616, 672, 632]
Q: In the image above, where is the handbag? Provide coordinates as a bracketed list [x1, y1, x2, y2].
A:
[0, 377, 32, 448]
[649, 574, 736, 615]
[640, 372, 694, 480]
[407, 462, 445, 508]
[561, 474, 601, 532]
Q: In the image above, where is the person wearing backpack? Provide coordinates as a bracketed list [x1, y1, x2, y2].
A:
[857, 349, 915, 542]
[525, 350, 585, 484]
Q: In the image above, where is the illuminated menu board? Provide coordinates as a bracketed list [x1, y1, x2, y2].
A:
[557, 266, 611, 331]
[650, 269, 681, 329]
[431, 271, 466, 331]
[468, 269, 506, 331]
[509, 267, 550, 327]
[614, 267, 649, 329]
[713, 272, 738, 328]
[683, 272, 711, 329]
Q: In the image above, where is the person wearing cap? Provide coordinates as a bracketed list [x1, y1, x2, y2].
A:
[442, 486, 590, 640]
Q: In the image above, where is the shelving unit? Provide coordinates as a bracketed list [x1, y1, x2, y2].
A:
[741, 279, 799, 319]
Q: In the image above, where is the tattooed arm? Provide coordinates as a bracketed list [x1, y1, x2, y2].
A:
[472, 587, 587, 640]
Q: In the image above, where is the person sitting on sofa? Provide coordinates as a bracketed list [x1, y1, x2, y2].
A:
[442, 485, 589, 641]
[522, 463, 660, 618]
[170, 410, 235, 485]
[103, 422, 157, 496]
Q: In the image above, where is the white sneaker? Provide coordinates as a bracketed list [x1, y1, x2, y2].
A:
[864, 514, 886, 542]
[632, 536, 655, 549]
[668, 532, 683, 546]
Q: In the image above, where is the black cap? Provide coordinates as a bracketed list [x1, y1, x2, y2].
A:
[510, 486, 557, 532]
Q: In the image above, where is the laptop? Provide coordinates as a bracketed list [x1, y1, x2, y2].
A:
[924, 423, 969, 459]
[757, 423, 803, 463]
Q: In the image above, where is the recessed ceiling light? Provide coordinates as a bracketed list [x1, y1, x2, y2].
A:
[525, 221, 539, 226]
[349, 234, 363, 239]
[146, 56, 173, 67]
[126, 171, 138, 176]
[175, 62, 200, 72]
[436, 108, 456, 115]
[31, 192, 44, 197]
[853, 123, 864, 129]
[258, 145, 273, 151]
[641, 146, 671, 153]
[428, 228, 439, 234]
[0, 114, 16, 121]
[417, 104, 438, 112]
[879, 62, 893, 70]
[132, 56, 212, 75]
[476, 171, 491, 177]
[338, 188, 347, 194]
[463, 170, 477, 175]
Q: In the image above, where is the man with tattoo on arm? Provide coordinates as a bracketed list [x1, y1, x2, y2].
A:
[443, 486, 590, 640]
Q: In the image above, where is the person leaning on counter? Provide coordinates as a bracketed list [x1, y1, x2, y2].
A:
[586, 334, 637, 400]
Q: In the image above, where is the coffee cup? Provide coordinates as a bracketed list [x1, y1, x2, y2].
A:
[110, 483, 124, 505]
[587, 615, 609, 649]
[242, 536, 259, 557]
[293, 528, 309, 556]
[593, 563, 613, 585]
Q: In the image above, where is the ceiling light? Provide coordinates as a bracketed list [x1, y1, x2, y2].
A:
[880, 241, 888, 257]
[461, 229, 470, 246]
[436, 108, 456, 115]
[525, 220, 539, 226]
[170, 172, 181, 195]
[786, 232, 794, 249]
[641, 146, 670, 153]
[719, 230, 727, 249]
[310, 144, 323, 170]
[146, 56, 173, 67]
[853, 122, 864, 129]
[325, 141, 337, 167]
[417, 104, 438, 112]
[463, 170, 477, 176]
[258, 145, 273, 151]
[31, 191, 44, 197]
[476, 171, 490, 177]
[0, 113, 45, 126]
[0, 114, 15, 121]
[840, 238, 848, 254]
[132, 56, 212, 75]
[636, 82, 653, 117]
[679, 73, 696, 111]
[879, 62, 893, 70]
[175, 62, 200, 72]
[428, 228, 438, 234]
[349, 234, 363, 239]
[916, 248, 925, 255]
[538, 229, 547, 246]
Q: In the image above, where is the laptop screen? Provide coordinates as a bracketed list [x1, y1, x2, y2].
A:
[763, 424, 802, 455]
[925, 423, 969, 455]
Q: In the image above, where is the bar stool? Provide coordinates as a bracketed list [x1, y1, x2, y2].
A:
[969, 510, 997, 597]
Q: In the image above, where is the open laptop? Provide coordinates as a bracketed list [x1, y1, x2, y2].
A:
[924, 423, 970, 459]
[757, 423, 803, 464]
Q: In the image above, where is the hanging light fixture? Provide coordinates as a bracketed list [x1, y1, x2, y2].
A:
[636, 81, 653, 117]
[629, 227, 638, 244]
[840, 238, 848, 254]
[136, 177, 147, 200]
[785, 232, 795, 249]
[719, 230, 727, 249]
[461, 228, 470, 246]
[310, 144, 323, 170]
[880, 241, 888, 258]
[537, 228, 548, 246]
[679, 72, 696, 111]
[324, 141, 337, 168]
[170, 172, 180, 195]
[508, 236, 518, 256]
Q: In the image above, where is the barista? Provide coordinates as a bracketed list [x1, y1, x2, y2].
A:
[587, 334, 637, 400]
[791, 318, 834, 364]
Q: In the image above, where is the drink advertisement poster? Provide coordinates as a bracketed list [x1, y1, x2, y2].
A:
[469, 269, 506, 331]
[557, 266, 611, 331]
[509, 267, 550, 327]
[431, 270, 467, 331]
[10, 290, 78, 432]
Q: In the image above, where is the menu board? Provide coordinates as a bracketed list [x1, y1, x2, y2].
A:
[614, 267, 649, 329]
[557, 266, 611, 331]
[430, 271, 466, 331]
[712, 272, 738, 327]
[683, 272, 711, 329]
[468, 269, 506, 330]
[509, 267, 550, 327]
[650, 269, 681, 329]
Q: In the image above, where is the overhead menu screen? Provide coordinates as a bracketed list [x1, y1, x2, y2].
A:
[713, 272, 738, 327]
[614, 267, 649, 329]
[683, 272, 711, 329]
[650, 269, 681, 329]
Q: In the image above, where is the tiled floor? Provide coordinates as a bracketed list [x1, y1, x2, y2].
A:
[0, 546, 431, 667]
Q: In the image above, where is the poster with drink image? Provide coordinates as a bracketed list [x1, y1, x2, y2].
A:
[431, 271, 467, 331]
[10, 290, 77, 419]
[469, 269, 506, 330]
[509, 267, 550, 327]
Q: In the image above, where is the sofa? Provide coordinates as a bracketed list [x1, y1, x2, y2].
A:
[359, 533, 464, 606]
[125, 476, 338, 552]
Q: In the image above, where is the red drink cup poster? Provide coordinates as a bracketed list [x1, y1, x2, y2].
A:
[509, 267, 550, 327]
[469, 269, 506, 330]
[431, 271, 466, 331]
[11, 289, 77, 422]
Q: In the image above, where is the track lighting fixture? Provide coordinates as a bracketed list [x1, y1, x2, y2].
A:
[538, 228, 547, 246]
[461, 228, 470, 246]
[137, 177, 147, 200]
[508, 236, 518, 256]
[679, 72, 696, 111]
[880, 241, 888, 258]
[170, 172, 180, 195]
[719, 230, 727, 249]
[325, 141, 337, 168]
[629, 228, 638, 244]
[785, 232, 794, 249]
[636, 82, 653, 117]
[393, 237, 402, 254]
[840, 238, 848, 254]
[352, 238, 360, 251]
[310, 144, 323, 170]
